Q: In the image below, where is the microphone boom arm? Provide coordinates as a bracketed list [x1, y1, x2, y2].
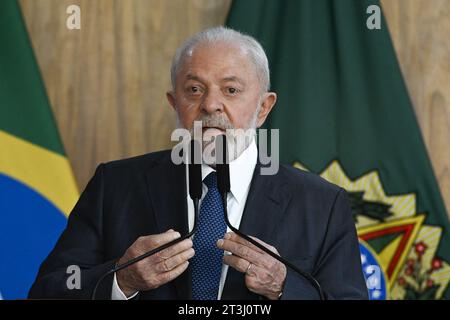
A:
[220, 193, 326, 300]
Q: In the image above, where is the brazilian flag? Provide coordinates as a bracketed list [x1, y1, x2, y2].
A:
[0, 1, 78, 299]
[227, 0, 450, 299]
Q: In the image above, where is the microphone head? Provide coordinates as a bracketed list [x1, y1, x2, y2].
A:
[215, 135, 230, 194]
[188, 139, 202, 200]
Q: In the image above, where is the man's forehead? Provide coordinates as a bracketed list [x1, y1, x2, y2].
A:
[185, 73, 246, 84]
[184, 43, 251, 67]
[180, 48, 253, 81]
[187, 41, 247, 57]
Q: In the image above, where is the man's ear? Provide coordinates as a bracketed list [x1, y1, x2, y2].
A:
[256, 92, 277, 128]
[166, 91, 177, 111]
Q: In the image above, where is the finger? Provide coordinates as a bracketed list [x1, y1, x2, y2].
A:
[222, 233, 266, 254]
[154, 238, 193, 261]
[224, 232, 275, 254]
[138, 231, 187, 255]
[147, 230, 182, 247]
[137, 230, 181, 252]
[223, 255, 251, 274]
[219, 235, 281, 270]
[247, 235, 278, 254]
[154, 248, 195, 272]
[155, 261, 190, 286]
[217, 238, 262, 265]
[223, 255, 265, 278]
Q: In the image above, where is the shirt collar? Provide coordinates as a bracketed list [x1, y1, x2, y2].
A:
[201, 138, 257, 204]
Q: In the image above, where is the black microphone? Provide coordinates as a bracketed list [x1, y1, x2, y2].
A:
[189, 138, 203, 201]
[91, 139, 203, 299]
[188, 138, 202, 235]
[214, 135, 327, 300]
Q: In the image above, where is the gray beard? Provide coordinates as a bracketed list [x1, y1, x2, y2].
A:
[176, 103, 260, 164]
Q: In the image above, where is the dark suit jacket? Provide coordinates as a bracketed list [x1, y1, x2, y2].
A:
[29, 150, 368, 299]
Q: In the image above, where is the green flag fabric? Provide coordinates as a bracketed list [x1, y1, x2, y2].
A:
[0, 0, 78, 299]
[227, 0, 450, 299]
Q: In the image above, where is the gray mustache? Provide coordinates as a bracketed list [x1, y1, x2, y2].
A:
[196, 115, 234, 131]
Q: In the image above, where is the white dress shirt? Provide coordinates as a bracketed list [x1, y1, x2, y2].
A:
[112, 139, 257, 300]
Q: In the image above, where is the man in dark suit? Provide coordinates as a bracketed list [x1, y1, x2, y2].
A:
[29, 27, 368, 300]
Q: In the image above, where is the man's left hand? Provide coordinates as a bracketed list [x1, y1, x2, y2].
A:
[217, 232, 286, 300]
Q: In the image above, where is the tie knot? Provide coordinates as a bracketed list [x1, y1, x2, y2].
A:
[203, 172, 218, 189]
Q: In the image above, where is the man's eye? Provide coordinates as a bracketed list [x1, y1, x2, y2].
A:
[227, 87, 238, 94]
[189, 86, 201, 94]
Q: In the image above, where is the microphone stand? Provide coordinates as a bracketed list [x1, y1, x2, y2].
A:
[215, 135, 326, 300]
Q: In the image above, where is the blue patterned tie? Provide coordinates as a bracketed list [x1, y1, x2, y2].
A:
[191, 172, 227, 300]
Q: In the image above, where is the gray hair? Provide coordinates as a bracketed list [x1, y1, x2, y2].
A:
[170, 26, 270, 92]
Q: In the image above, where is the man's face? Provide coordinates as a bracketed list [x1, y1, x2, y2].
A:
[167, 42, 276, 148]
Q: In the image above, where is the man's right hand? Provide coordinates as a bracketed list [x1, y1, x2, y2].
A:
[116, 229, 194, 297]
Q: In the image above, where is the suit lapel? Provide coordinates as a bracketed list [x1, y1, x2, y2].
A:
[221, 163, 292, 299]
[145, 156, 191, 299]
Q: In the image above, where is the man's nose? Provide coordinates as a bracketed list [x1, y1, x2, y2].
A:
[200, 90, 224, 115]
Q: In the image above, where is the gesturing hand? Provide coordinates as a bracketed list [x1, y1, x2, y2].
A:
[217, 232, 286, 300]
[116, 229, 194, 297]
